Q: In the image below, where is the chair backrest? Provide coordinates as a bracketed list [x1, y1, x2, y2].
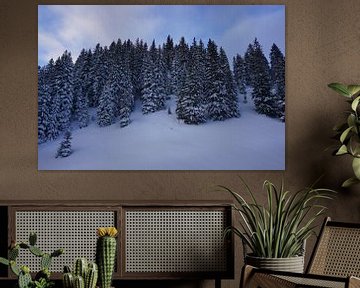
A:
[307, 217, 360, 277]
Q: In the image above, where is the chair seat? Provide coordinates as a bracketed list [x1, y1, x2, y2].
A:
[241, 218, 360, 288]
[243, 266, 360, 288]
[277, 274, 346, 288]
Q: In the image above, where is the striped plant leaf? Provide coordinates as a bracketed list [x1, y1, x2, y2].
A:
[221, 178, 335, 258]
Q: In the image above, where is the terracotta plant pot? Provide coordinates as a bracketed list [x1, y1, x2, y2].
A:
[245, 254, 305, 273]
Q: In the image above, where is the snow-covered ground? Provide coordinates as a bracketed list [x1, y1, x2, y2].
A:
[38, 97, 285, 170]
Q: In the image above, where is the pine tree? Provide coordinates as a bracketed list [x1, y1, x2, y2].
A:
[270, 43, 285, 121]
[56, 131, 72, 158]
[176, 39, 206, 124]
[114, 63, 134, 127]
[81, 50, 96, 107]
[205, 40, 232, 121]
[45, 58, 61, 141]
[38, 65, 53, 143]
[233, 54, 247, 102]
[244, 42, 255, 87]
[250, 40, 273, 116]
[131, 39, 146, 99]
[73, 49, 89, 128]
[219, 47, 239, 118]
[162, 35, 175, 95]
[172, 37, 189, 97]
[97, 78, 116, 127]
[53, 51, 74, 132]
[141, 50, 166, 114]
[92, 43, 108, 108]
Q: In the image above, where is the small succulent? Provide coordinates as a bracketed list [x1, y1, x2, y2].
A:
[32, 278, 54, 288]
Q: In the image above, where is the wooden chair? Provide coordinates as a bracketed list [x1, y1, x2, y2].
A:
[241, 217, 360, 288]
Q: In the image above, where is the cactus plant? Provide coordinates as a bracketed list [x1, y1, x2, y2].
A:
[96, 227, 118, 288]
[19, 268, 32, 288]
[74, 258, 88, 279]
[63, 259, 98, 288]
[85, 262, 98, 288]
[0, 232, 63, 288]
[63, 272, 74, 288]
[73, 275, 85, 288]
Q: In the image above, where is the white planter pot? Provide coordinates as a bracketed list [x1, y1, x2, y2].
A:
[245, 254, 305, 273]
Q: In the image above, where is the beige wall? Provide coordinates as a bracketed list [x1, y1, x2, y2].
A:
[1, 0, 360, 287]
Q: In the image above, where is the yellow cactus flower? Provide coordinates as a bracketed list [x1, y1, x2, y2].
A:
[96, 227, 118, 237]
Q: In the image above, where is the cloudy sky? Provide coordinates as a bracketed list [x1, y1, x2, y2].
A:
[38, 5, 285, 66]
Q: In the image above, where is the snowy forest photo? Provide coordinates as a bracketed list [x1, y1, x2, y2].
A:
[38, 5, 285, 170]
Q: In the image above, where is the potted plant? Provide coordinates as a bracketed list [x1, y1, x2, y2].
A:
[221, 179, 334, 273]
[0, 232, 63, 288]
[328, 83, 360, 187]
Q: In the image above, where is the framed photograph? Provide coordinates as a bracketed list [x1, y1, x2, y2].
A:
[38, 5, 285, 170]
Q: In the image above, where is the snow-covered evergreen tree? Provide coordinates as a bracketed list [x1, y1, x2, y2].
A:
[56, 130, 72, 158]
[53, 51, 74, 132]
[92, 44, 108, 108]
[97, 78, 116, 127]
[97, 57, 134, 127]
[233, 54, 247, 102]
[73, 49, 89, 128]
[141, 50, 166, 114]
[162, 35, 175, 95]
[45, 58, 61, 141]
[176, 39, 206, 124]
[219, 47, 239, 118]
[270, 43, 285, 121]
[79, 49, 96, 107]
[172, 37, 189, 97]
[205, 40, 233, 121]
[244, 42, 255, 87]
[131, 39, 146, 99]
[250, 40, 273, 117]
[114, 64, 134, 127]
[38, 65, 53, 143]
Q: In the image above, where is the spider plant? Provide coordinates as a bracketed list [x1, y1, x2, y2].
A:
[221, 179, 335, 258]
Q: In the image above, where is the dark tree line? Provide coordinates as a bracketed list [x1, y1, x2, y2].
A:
[233, 39, 285, 121]
[38, 35, 285, 144]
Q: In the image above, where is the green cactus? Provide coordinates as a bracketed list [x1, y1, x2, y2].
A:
[85, 263, 98, 288]
[73, 275, 85, 288]
[29, 232, 37, 246]
[0, 232, 63, 288]
[9, 246, 19, 260]
[63, 271, 74, 288]
[64, 259, 98, 288]
[41, 253, 52, 270]
[29, 245, 44, 257]
[96, 236, 117, 288]
[74, 258, 88, 279]
[51, 248, 64, 258]
[18, 270, 32, 288]
[0, 257, 9, 266]
[10, 260, 20, 276]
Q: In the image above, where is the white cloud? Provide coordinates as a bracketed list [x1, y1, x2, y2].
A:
[38, 32, 67, 64]
[221, 9, 285, 60]
[39, 5, 163, 65]
[38, 6, 285, 66]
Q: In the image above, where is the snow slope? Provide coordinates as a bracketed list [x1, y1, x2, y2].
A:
[38, 98, 285, 170]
